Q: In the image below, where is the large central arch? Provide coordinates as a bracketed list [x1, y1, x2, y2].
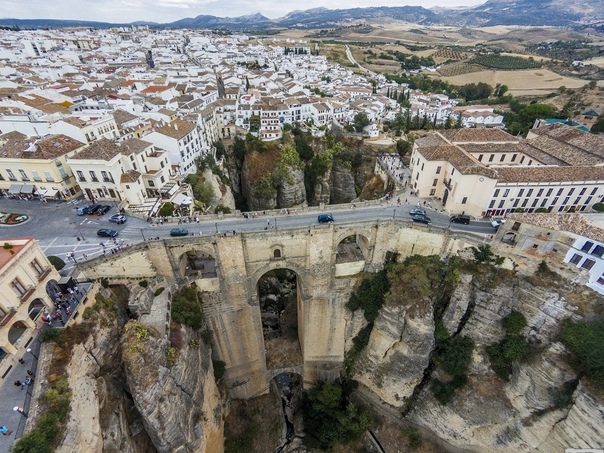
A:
[257, 267, 304, 371]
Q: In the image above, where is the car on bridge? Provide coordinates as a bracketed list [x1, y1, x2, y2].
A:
[170, 227, 189, 237]
[450, 214, 471, 225]
[76, 204, 97, 215]
[318, 214, 334, 223]
[97, 229, 118, 238]
[490, 218, 506, 229]
[411, 214, 432, 224]
[410, 207, 427, 216]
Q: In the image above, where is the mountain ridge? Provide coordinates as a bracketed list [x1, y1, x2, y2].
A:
[0, 0, 602, 30]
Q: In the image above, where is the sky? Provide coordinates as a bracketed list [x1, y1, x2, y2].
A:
[0, 0, 487, 23]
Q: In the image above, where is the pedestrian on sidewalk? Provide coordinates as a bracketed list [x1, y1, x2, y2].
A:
[13, 407, 27, 417]
[13, 380, 23, 390]
[0, 426, 13, 436]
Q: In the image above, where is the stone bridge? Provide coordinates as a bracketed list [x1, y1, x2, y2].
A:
[78, 219, 486, 398]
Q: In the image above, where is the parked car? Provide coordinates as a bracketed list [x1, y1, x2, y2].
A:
[450, 214, 471, 225]
[490, 218, 506, 228]
[96, 205, 111, 215]
[411, 214, 432, 224]
[109, 214, 126, 224]
[318, 214, 334, 223]
[170, 227, 189, 237]
[76, 204, 96, 216]
[410, 207, 426, 216]
[97, 229, 118, 238]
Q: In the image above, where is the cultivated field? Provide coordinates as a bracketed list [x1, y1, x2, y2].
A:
[427, 68, 587, 96]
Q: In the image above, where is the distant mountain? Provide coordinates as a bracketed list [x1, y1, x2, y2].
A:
[0, 0, 602, 30]
[168, 12, 270, 29]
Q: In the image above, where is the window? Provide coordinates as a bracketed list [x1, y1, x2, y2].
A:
[557, 188, 563, 196]
[0, 172, 4, 181]
[31, 170, 42, 181]
[574, 197, 581, 205]
[528, 160, 533, 165]
[522, 199, 529, 207]
[58, 168, 67, 179]
[498, 200, 505, 208]
[563, 197, 570, 205]
[592, 245, 604, 258]
[430, 188, 436, 196]
[569, 253, 582, 265]
[489, 200, 495, 209]
[451, 169, 455, 175]
[478, 154, 483, 162]
[42, 171, 54, 182]
[77, 171, 86, 182]
[527, 189, 533, 197]
[546, 188, 553, 197]
[503, 189, 509, 197]
[19, 169, 29, 181]
[581, 241, 594, 252]
[541, 199, 548, 207]
[101, 171, 112, 182]
[552, 197, 559, 206]
[531, 199, 538, 207]
[89, 171, 98, 182]
[581, 259, 596, 270]
[436, 166, 441, 174]
[31, 259, 44, 275]
[10, 278, 26, 296]
[568, 188, 575, 196]
[580, 188, 586, 196]
[462, 197, 467, 204]
[512, 222, 521, 231]
[518, 189, 524, 197]
[500, 154, 505, 162]
[520, 156, 525, 164]
[537, 189, 543, 197]
[421, 163, 424, 171]
[432, 179, 438, 187]
[597, 274, 604, 285]
[591, 188, 597, 195]
[125, 185, 130, 189]
[489, 154, 494, 162]
[494, 189, 500, 197]
[274, 249, 281, 258]
[416, 172, 419, 181]
[511, 154, 517, 162]
[148, 180, 155, 187]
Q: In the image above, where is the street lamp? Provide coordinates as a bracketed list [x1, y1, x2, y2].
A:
[26, 348, 38, 360]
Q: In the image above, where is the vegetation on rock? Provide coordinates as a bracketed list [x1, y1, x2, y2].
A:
[560, 319, 604, 390]
[171, 284, 204, 330]
[486, 311, 530, 380]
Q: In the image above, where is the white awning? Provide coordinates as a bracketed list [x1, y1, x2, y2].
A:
[44, 188, 59, 197]
[20, 184, 35, 194]
[172, 193, 193, 205]
[8, 184, 22, 194]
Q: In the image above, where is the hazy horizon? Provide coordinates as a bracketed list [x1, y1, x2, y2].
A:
[0, 0, 487, 24]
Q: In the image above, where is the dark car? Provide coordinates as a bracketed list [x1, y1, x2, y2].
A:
[96, 205, 111, 215]
[170, 227, 189, 237]
[108, 214, 126, 224]
[410, 207, 426, 216]
[450, 214, 471, 225]
[318, 214, 334, 223]
[76, 204, 96, 215]
[97, 229, 118, 238]
[411, 214, 432, 224]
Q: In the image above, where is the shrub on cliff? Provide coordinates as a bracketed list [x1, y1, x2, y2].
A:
[560, 319, 604, 390]
[171, 285, 204, 330]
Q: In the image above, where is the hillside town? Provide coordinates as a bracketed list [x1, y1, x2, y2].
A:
[0, 26, 509, 215]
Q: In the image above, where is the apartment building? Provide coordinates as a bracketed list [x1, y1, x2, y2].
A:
[496, 213, 604, 295]
[144, 118, 204, 175]
[410, 124, 604, 217]
[0, 238, 60, 378]
[67, 137, 169, 207]
[54, 115, 119, 144]
[0, 132, 86, 199]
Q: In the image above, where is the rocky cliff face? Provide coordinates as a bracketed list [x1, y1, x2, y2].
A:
[277, 166, 307, 208]
[355, 298, 434, 407]
[329, 160, 357, 205]
[54, 286, 224, 453]
[353, 268, 604, 452]
[122, 322, 224, 453]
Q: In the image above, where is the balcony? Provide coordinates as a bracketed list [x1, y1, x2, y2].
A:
[444, 178, 453, 190]
[19, 285, 36, 303]
[37, 266, 52, 281]
[0, 308, 17, 327]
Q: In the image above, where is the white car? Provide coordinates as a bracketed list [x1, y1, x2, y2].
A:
[490, 218, 506, 228]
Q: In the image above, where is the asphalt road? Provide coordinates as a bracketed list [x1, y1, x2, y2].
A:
[0, 198, 497, 272]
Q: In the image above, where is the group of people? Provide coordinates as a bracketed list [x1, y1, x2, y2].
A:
[13, 370, 35, 390]
[41, 287, 80, 326]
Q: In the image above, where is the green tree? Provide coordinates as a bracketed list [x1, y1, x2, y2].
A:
[396, 139, 412, 158]
[158, 202, 174, 217]
[518, 104, 557, 130]
[214, 141, 225, 160]
[591, 115, 604, 134]
[184, 173, 215, 207]
[560, 319, 604, 389]
[48, 255, 65, 270]
[353, 112, 370, 133]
